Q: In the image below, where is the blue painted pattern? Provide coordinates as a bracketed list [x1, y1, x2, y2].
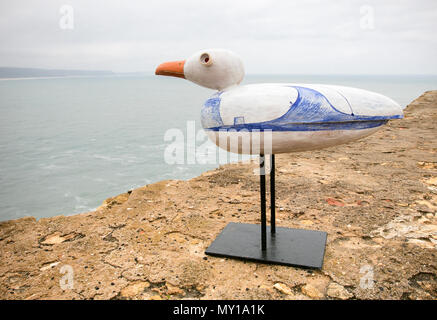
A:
[201, 86, 401, 132]
[275, 86, 401, 123]
[200, 91, 224, 128]
[205, 120, 388, 132]
[234, 116, 245, 125]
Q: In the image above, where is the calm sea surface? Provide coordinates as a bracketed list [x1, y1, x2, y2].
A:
[0, 74, 436, 221]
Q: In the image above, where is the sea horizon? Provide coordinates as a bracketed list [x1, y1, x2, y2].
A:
[1, 71, 437, 78]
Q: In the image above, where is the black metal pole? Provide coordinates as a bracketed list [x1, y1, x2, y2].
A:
[270, 154, 276, 234]
[260, 154, 267, 251]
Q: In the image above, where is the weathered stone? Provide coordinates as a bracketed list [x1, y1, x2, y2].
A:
[166, 283, 185, 296]
[99, 192, 130, 209]
[326, 282, 353, 300]
[120, 281, 150, 297]
[40, 232, 80, 245]
[259, 284, 274, 294]
[300, 219, 314, 226]
[424, 177, 437, 186]
[416, 200, 437, 211]
[273, 283, 292, 295]
[40, 261, 60, 271]
[301, 284, 324, 299]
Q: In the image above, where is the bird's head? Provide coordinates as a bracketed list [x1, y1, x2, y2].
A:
[155, 49, 244, 91]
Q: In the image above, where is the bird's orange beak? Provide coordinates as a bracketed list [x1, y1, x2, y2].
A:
[155, 60, 185, 79]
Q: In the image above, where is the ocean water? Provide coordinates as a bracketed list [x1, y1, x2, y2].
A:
[0, 74, 436, 221]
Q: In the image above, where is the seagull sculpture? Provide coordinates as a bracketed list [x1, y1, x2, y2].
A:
[155, 49, 403, 269]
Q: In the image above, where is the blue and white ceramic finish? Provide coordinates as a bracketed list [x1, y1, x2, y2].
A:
[201, 83, 403, 154]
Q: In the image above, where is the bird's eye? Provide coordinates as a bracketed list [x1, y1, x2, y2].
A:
[200, 53, 213, 66]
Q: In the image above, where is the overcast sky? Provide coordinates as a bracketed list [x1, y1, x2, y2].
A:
[0, 0, 436, 74]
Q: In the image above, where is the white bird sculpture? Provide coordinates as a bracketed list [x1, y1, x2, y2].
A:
[155, 49, 403, 269]
[156, 49, 403, 154]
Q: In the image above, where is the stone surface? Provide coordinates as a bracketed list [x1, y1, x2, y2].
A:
[0, 91, 437, 300]
[166, 283, 185, 296]
[327, 282, 353, 300]
[301, 284, 324, 299]
[273, 283, 293, 295]
[120, 281, 150, 298]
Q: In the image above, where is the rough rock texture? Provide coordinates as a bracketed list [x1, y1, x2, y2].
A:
[1, 91, 437, 300]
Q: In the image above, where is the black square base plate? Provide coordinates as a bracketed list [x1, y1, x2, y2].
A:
[205, 222, 327, 269]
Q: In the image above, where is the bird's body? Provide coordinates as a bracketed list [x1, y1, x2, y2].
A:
[201, 83, 403, 153]
[155, 49, 403, 154]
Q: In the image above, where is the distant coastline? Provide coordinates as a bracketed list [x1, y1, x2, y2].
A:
[0, 75, 115, 81]
[0, 67, 114, 79]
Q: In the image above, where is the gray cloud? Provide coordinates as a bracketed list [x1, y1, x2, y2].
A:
[0, 0, 436, 74]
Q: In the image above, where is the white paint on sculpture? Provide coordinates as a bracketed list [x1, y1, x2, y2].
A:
[219, 85, 298, 125]
[156, 49, 403, 154]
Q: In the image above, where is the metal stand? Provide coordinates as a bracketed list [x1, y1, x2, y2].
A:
[260, 154, 267, 251]
[270, 154, 276, 235]
[260, 154, 276, 250]
[205, 154, 328, 269]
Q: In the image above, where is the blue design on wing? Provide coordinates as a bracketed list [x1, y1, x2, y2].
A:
[234, 116, 245, 125]
[208, 120, 388, 132]
[271, 86, 401, 124]
[201, 92, 224, 128]
[203, 86, 402, 132]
